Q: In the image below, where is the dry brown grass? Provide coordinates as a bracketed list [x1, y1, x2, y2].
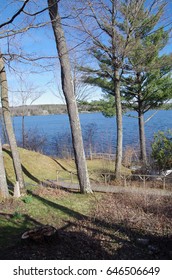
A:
[95, 192, 172, 237]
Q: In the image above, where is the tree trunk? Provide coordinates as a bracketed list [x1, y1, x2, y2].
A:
[0, 116, 8, 143]
[0, 54, 25, 189]
[137, 72, 147, 165]
[22, 115, 25, 148]
[48, 0, 92, 193]
[114, 69, 123, 179]
[138, 110, 147, 164]
[0, 137, 9, 198]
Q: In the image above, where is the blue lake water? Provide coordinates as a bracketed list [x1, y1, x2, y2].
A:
[1, 110, 172, 156]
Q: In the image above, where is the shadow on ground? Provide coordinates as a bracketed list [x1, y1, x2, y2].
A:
[0, 191, 171, 260]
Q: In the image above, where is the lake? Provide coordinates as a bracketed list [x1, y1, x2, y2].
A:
[1, 110, 172, 156]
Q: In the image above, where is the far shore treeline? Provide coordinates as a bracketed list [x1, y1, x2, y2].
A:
[0, 101, 171, 117]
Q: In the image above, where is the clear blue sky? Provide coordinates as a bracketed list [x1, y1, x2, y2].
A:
[0, 0, 172, 106]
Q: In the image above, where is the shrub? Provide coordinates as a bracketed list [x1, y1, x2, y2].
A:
[52, 131, 73, 158]
[12, 212, 23, 220]
[22, 195, 33, 204]
[122, 145, 140, 167]
[18, 128, 47, 153]
[151, 130, 172, 171]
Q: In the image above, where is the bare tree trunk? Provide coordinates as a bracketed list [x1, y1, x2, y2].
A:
[137, 72, 147, 165]
[0, 54, 25, 189]
[0, 116, 8, 143]
[138, 110, 147, 164]
[0, 137, 9, 198]
[111, 1, 123, 180]
[114, 69, 123, 179]
[48, 0, 92, 193]
[22, 115, 25, 148]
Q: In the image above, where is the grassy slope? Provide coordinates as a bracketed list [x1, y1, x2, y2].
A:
[3, 148, 59, 185]
[3, 147, 130, 186]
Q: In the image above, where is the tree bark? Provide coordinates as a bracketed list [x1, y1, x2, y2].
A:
[22, 115, 25, 148]
[137, 71, 147, 165]
[138, 109, 147, 164]
[114, 69, 123, 179]
[48, 0, 92, 193]
[0, 54, 25, 189]
[0, 137, 9, 198]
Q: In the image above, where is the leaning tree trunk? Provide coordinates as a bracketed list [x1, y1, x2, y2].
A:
[0, 54, 24, 189]
[138, 109, 147, 164]
[48, 0, 92, 193]
[114, 69, 123, 179]
[0, 137, 9, 198]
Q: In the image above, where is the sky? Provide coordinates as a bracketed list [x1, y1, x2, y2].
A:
[0, 0, 172, 106]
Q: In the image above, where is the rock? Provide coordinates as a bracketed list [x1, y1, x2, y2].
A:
[21, 225, 57, 241]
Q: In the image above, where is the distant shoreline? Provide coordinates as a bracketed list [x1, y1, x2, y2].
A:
[0, 103, 171, 117]
[0, 103, 98, 117]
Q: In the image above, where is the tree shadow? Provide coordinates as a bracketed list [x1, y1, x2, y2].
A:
[3, 147, 61, 187]
[3, 147, 40, 184]
[0, 189, 171, 260]
[0, 212, 45, 259]
[51, 157, 71, 172]
[0, 225, 112, 260]
[0, 212, 43, 227]
[0, 211, 111, 260]
[25, 190, 172, 260]
[3, 147, 78, 189]
[1, 214, 171, 260]
[27, 190, 85, 220]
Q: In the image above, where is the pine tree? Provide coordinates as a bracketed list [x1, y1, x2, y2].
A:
[80, 0, 172, 166]
[123, 28, 172, 164]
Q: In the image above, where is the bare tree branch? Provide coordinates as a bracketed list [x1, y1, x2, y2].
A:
[0, 21, 51, 39]
[0, 0, 30, 29]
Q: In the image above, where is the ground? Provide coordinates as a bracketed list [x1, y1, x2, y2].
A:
[0, 186, 171, 260]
